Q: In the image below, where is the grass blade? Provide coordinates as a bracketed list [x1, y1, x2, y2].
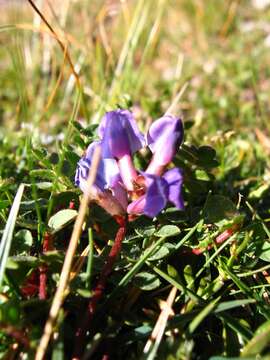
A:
[241, 320, 270, 357]
[0, 184, 25, 290]
[188, 296, 220, 334]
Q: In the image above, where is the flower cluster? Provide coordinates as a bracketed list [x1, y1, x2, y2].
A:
[75, 109, 184, 218]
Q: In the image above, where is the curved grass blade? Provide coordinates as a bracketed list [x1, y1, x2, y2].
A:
[241, 320, 270, 357]
[0, 184, 25, 290]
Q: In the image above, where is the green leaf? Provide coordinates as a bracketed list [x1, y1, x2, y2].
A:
[48, 209, 78, 232]
[49, 152, 59, 165]
[202, 195, 238, 223]
[183, 264, 194, 289]
[0, 299, 20, 324]
[155, 225, 180, 237]
[134, 271, 161, 291]
[249, 183, 270, 199]
[11, 229, 33, 254]
[241, 319, 270, 357]
[0, 200, 10, 210]
[198, 145, 216, 160]
[29, 169, 55, 180]
[21, 198, 48, 210]
[148, 243, 174, 261]
[188, 297, 220, 334]
[40, 251, 65, 271]
[76, 289, 92, 298]
[214, 299, 256, 313]
[197, 145, 219, 168]
[135, 225, 156, 238]
[64, 150, 80, 167]
[61, 160, 71, 176]
[112, 235, 171, 292]
[258, 241, 270, 262]
[167, 264, 179, 279]
[5, 258, 19, 269]
[210, 357, 255, 360]
[6, 255, 39, 268]
[36, 182, 53, 190]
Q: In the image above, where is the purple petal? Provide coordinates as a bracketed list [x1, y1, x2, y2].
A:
[117, 154, 138, 191]
[75, 141, 128, 215]
[98, 110, 145, 159]
[127, 173, 169, 218]
[127, 195, 146, 215]
[163, 168, 184, 209]
[110, 175, 128, 209]
[75, 141, 120, 192]
[146, 115, 184, 169]
[97, 190, 126, 216]
[143, 174, 169, 217]
[127, 169, 184, 217]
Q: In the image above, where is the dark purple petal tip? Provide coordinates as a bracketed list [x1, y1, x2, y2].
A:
[99, 109, 145, 159]
[147, 115, 184, 166]
[127, 173, 169, 218]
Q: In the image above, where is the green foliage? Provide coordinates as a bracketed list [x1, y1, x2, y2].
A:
[1, 0, 270, 359]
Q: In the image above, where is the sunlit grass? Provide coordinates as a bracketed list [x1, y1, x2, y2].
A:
[1, 0, 270, 359]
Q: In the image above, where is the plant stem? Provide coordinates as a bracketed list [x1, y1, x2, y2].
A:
[39, 232, 53, 300]
[73, 216, 127, 360]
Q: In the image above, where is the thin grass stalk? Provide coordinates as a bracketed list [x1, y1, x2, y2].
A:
[35, 146, 101, 360]
[27, 0, 79, 86]
[109, 0, 146, 96]
[27, 0, 89, 120]
[143, 286, 177, 360]
[135, 0, 166, 93]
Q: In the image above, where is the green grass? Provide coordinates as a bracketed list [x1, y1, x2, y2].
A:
[1, 0, 270, 359]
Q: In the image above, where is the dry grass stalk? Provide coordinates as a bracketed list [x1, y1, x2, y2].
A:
[143, 286, 177, 356]
[35, 146, 101, 360]
[165, 82, 189, 117]
[27, 0, 81, 88]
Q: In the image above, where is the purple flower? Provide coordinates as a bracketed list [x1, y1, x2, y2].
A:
[98, 109, 145, 191]
[99, 109, 145, 159]
[75, 109, 185, 218]
[162, 168, 184, 210]
[127, 168, 184, 218]
[75, 141, 127, 215]
[146, 115, 184, 175]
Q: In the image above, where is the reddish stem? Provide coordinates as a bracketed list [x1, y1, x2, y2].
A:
[101, 355, 110, 360]
[69, 201, 75, 209]
[192, 224, 239, 255]
[39, 232, 53, 300]
[73, 216, 127, 359]
[39, 268, 47, 300]
[21, 270, 39, 298]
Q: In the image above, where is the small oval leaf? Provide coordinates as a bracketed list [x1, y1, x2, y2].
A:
[155, 225, 180, 238]
[134, 272, 161, 291]
[48, 209, 78, 232]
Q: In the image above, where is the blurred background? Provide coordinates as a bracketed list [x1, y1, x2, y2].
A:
[1, 0, 270, 136]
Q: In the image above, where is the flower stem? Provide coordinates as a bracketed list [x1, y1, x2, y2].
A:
[73, 216, 127, 359]
[39, 232, 53, 300]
